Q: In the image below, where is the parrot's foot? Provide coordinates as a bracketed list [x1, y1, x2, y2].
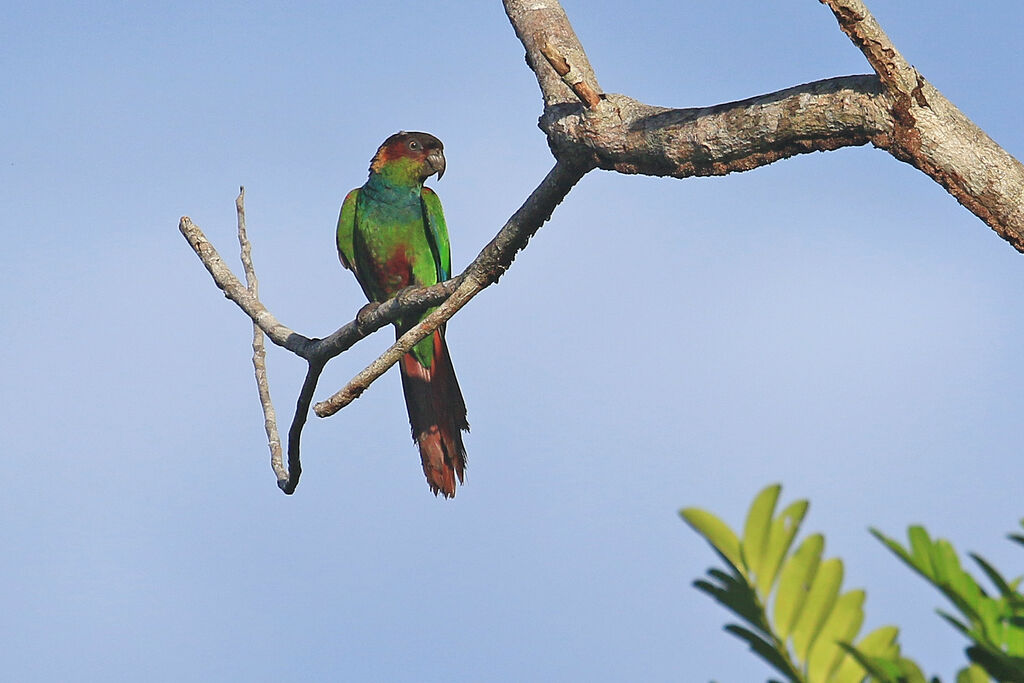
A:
[393, 285, 420, 303]
[356, 302, 378, 328]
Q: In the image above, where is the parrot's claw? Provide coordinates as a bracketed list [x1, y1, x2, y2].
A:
[356, 302, 378, 328]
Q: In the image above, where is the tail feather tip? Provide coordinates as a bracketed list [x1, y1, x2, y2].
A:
[417, 426, 466, 499]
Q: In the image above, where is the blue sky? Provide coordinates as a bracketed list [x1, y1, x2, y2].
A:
[3, 1, 1023, 680]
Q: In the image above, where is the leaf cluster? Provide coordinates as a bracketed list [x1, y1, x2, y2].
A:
[681, 485, 1024, 682]
[872, 525, 1024, 681]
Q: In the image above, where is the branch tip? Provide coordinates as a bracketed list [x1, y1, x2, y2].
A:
[235, 189, 293, 492]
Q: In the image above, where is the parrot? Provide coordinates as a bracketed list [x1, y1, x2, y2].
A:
[336, 131, 469, 498]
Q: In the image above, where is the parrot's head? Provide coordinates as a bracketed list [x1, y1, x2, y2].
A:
[369, 131, 445, 183]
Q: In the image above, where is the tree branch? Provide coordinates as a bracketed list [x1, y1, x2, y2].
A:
[234, 187, 287, 488]
[180, 216, 310, 355]
[280, 360, 324, 494]
[819, 0, 918, 96]
[180, 216, 462, 362]
[503, 0, 602, 108]
[183, 0, 1024, 493]
[182, 160, 585, 491]
[504, 0, 1024, 251]
[538, 40, 602, 109]
[820, 0, 1024, 250]
[542, 76, 894, 177]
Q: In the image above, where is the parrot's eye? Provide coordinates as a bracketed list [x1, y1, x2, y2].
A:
[408, 140, 421, 151]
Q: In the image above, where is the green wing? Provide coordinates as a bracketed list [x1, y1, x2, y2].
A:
[421, 187, 451, 281]
[336, 188, 360, 273]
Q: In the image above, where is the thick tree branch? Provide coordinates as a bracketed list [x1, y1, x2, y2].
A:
[542, 76, 894, 177]
[504, 0, 1024, 251]
[820, 0, 1024, 249]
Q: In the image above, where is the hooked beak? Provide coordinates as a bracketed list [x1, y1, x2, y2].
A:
[426, 149, 446, 180]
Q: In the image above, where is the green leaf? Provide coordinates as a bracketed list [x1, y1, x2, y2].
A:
[856, 625, 900, 660]
[693, 576, 723, 596]
[832, 625, 900, 683]
[837, 642, 903, 682]
[938, 610, 971, 636]
[723, 624, 799, 682]
[965, 645, 1024, 682]
[830, 654, 866, 683]
[870, 528, 918, 574]
[695, 568, 766, 632]
[931, 539, 962, 587]
[955, 663, 992, 683]
[896, 656, 929, 683]
[681, 507, 744, 577]
[908, 525, 935, 578]
[974, 597, 1004, 648]
[939, 540, 985, 605]
[1008, 534, 1024, 549]
[1003, 620, 1024, 657]
[791, 557, 843, 662]
[742, 484, 781, 579]
[756, 500, 809, 598]
[774, 533, 824, 643]
[806, 589, 865, 682]
[970, 553, 1014, 599]
[873, 526, 991, 633]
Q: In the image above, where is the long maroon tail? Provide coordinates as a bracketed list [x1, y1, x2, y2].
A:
[398, 328, 469, 498]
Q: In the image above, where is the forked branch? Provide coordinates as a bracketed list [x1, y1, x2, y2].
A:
[181, 160, 585, 491]
[504, 0, 1024, 248]
[183, 0, 1024, 493]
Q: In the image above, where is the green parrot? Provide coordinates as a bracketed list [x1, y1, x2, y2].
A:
[336, 131, 469, 498]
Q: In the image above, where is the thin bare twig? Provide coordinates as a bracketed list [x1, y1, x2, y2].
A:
[235, 187, 288, 489]
[181, 216, 309, 354]
[281, 360, 324, 494]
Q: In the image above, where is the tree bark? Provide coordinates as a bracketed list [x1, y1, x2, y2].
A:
[505, 0, 1024, 249]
